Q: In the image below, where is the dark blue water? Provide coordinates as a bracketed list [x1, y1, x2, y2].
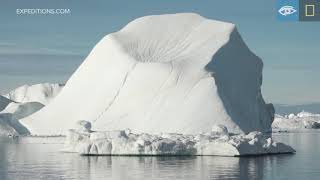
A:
[0, 133, 319, 180]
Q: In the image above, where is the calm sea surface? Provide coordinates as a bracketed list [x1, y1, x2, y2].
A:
[0, 132, 320, 180]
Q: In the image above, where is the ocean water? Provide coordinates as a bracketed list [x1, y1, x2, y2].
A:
[0, 132, 319, 180]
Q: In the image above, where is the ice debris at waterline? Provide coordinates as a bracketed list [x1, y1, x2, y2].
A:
[63, 122, 295, 156]
[272, 111, 320, 132]
[21, 13, 274, 135]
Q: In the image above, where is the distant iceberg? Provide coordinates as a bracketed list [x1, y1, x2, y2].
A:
[0, 83, 62, 136]
[4, 83, 64, 105]
[272, 111, 320, 132]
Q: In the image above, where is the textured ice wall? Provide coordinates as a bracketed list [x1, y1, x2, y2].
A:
[62, 123, 295, 156]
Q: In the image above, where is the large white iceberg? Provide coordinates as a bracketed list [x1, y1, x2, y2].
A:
[21, 13, 274, 135]
[63, 122, 294, 156]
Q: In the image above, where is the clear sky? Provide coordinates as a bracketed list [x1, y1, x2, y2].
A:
[0, 0, 319, 105]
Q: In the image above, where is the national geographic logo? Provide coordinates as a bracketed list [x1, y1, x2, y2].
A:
[277, 0, 320, 21]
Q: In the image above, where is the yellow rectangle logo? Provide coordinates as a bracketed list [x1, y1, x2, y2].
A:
[305, 4, 315, 16]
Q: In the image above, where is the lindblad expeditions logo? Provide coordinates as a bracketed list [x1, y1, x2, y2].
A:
[278, 6, 297, 16]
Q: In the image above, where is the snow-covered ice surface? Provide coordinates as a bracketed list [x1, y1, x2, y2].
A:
[63, 123, 295, 156]
[21, 13, 274, 135]
[0, 83, 62, 136]
[272, 111, 320, 132]
[4, 83, 63, 105]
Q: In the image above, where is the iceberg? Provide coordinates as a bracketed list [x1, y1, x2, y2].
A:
[0, 114, 19, 136]
[272, 111, 320, 132]
[0, 83, 62, 136]
[1, 101, 44, 120]
[21, 13, 274, 135]
[0, 95, 12, 111]
[4, 83, 64, 105]
[0, 96, 18, 136]
[63, 121, 295, 156]
[0, 102, 44, 136]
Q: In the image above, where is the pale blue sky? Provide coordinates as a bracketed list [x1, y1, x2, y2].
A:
[0, 0, 319, 105]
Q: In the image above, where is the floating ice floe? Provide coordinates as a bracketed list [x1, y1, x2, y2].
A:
[63, 122, 295, 156]
[272, 111, 320, 132]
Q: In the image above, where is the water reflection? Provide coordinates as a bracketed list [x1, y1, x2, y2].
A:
[65, 156, 245, 180]
[0, 133, 319, 180]
[55, 153, 295, 180]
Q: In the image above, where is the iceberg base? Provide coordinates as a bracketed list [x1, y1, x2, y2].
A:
[62, 126, 295, 157]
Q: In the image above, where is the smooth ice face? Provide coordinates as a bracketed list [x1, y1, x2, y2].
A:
[21, 13, 274, 135]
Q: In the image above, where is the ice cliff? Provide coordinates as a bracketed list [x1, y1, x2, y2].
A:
[21, 13, 274, 135]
